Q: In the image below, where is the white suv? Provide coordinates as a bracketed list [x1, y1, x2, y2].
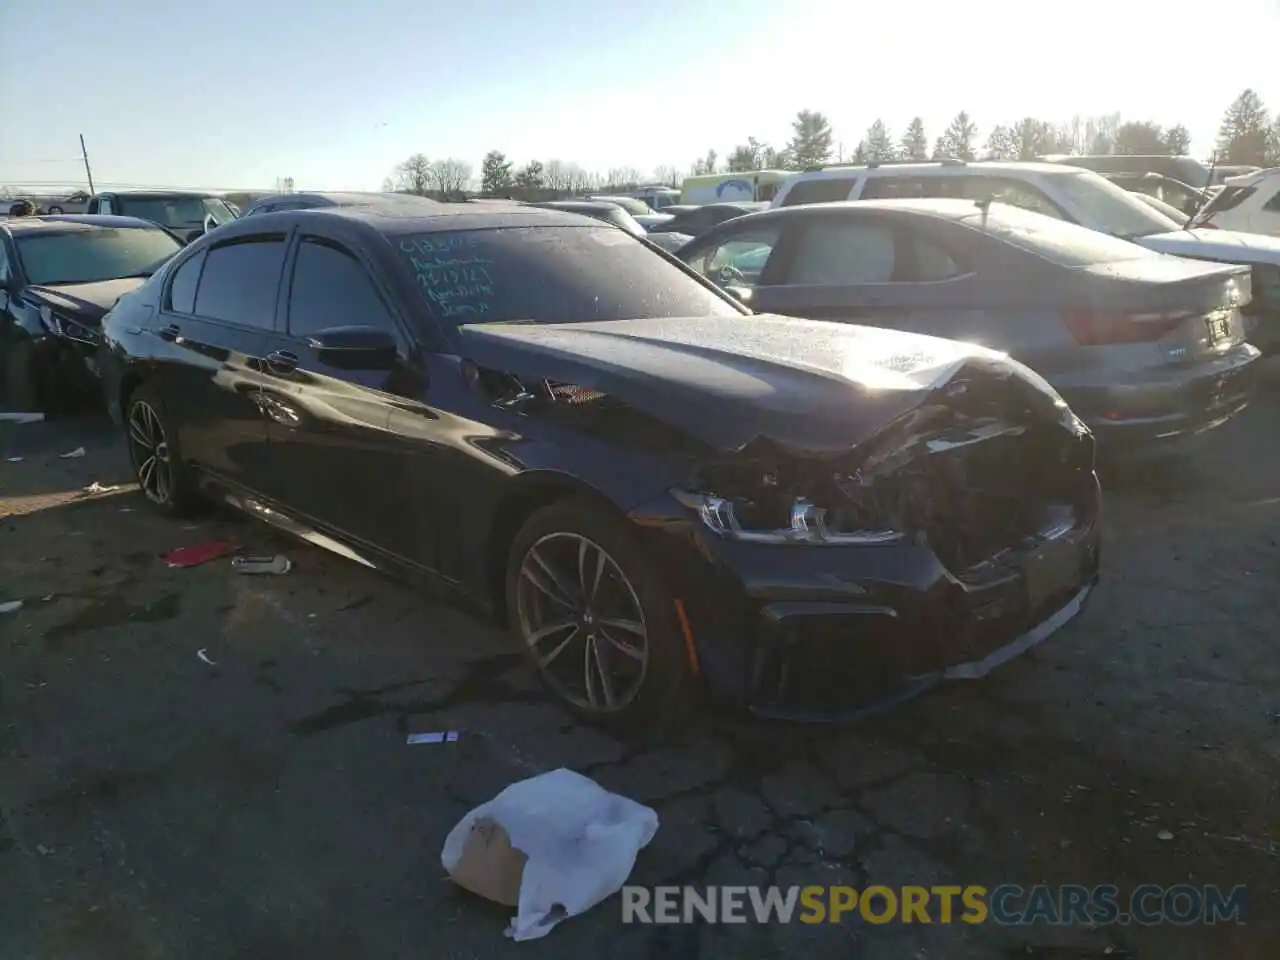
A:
[1194, 167, 1280, 237]
[770, 160, 1280, 349]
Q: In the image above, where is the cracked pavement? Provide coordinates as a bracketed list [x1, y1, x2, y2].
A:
[2, 366, 1279, 959]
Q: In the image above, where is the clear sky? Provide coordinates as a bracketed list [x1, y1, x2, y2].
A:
[2, 0, 1277, 193]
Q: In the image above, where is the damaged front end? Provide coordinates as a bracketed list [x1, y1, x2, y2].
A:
[664, 360, 1101, 720]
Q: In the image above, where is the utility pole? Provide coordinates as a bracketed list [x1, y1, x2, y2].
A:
[79, 134, 96, 195]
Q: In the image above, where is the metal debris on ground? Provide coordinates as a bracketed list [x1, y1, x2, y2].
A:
[82, 481, 122, 495]
[6, 456, 23, 462]
[231, 554, 292, 575]
[196, 649, 218, 666]
[0, 412, 44, 423]
[0, 600, 24, 614]
[164, 541, 234, 568]
[59, 447, 87, 459]
[1156, 829, 1174, 841]
[407, 731, 460, 745]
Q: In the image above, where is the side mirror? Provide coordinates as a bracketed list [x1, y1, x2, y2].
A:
[724, 285, 753, 305]
[305, 325, 399, 370]
[203, 214, 217, 233]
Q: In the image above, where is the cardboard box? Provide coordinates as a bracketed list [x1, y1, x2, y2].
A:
[446, 817, 528, 907]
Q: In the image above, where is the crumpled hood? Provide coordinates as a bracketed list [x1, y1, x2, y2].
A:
[458, 314, 1067, 454]
[1139, 229, 1280, 266]
[24, 277, 146, 324]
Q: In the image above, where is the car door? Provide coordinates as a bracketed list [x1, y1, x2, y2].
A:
[750, 214, 980, 341]
[253, 231, 433, 568]
[151, 233, 287, 494]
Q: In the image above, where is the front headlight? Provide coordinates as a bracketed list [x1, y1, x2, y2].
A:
[672, 488, 903, 545]
[38, 304, 99, 345]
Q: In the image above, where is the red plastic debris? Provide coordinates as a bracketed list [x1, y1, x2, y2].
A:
[164, 541, 233, 569]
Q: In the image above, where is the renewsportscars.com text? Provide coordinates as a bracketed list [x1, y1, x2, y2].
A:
[621, 884, 1248, 926]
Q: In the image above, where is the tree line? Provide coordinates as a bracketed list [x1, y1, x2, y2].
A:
[387, 88, 1280, 199]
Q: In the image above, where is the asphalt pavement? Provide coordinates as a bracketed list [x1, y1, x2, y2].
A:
[2, 367, 1279, 959]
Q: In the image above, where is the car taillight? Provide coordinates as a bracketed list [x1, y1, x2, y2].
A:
[1062, 309, 1188, 346]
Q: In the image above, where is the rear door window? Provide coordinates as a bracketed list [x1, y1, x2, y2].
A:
[687, 225, 783, 288]
[193, 235, 287, 329]
[780, 177, 859, 207]
[287, 236, 399, 340]
[788, 221, 898, 284]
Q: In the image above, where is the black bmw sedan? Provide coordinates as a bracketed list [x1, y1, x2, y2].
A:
[1, 215, 184, 412]
[98, 202, 1101, 724]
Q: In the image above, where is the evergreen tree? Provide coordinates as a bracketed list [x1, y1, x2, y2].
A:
[479, 151, 514, 196]
[864, 119, 895, 161]
[900, 117, 929, 161]
[1216, 89, 1271, 165]
[787, 110, 834, 168]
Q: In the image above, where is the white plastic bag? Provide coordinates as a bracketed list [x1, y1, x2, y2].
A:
[441, 767, 659, 941]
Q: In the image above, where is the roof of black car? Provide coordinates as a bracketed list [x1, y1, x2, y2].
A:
[289, 202, 599, 234]
[252, 191, 434, 207]
[2, 214, 162, 233]
[102, 190, 221, 199]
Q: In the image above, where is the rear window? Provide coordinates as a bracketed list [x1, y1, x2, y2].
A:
[956, 204, 1161, 267]
[395, 225, 743, 327]
[780, 177, 859, 206]
[15, 227, 183, 285]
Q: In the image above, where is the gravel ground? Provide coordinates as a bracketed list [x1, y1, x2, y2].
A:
[2, 367, 1279, 959]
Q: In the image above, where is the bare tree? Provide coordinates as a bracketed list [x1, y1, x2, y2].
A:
[542, 159, 571, 194]
[428, 158, 472, 197]
[391, 153, 433, 195]
[651, 165, 681, 187]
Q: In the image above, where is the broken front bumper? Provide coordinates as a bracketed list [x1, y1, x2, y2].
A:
[633, 479, 1102, 722]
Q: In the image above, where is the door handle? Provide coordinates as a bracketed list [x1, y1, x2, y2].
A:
[158, 323, 180, 342]
[264, 349, 299, 373]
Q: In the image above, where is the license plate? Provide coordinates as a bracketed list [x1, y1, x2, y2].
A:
[1024, 538, 1080, 611]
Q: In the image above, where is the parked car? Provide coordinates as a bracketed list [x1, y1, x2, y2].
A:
[1101, 172, 1208, 218]
[677, 199, 1260, 450]
[98, 202, 1100, 723]
[1192, 166, 1280, 237]
[241, 191, 438, 217]
[1040, 153, 1212, 190]
[771, 161, 1280, 353]
[1, 215, 184, 412]
[525, 200, 691, 251]
[87, 191, 238, 242]
[587, 195, 653, 216]
[647, 201, 769, 238]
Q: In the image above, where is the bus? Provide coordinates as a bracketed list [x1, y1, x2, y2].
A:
[679, 170, 794, 205]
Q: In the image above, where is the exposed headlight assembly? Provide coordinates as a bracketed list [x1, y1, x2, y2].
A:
[673, 489, 903, 545]
[38, 304, 99, 345]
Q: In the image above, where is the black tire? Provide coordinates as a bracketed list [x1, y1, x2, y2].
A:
[505, 498, 696, 731]
[47, 205, 64, 215]
[123, 382, 204, 517]
[4, 340, 41, 412]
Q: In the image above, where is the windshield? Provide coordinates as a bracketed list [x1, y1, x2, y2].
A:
[1053, 172, 1179, 239]
[117, 196, 237, 228]
[958, 204, 1164, 267]
[395, 225, 743, 327]
[16, 227, 183, 285]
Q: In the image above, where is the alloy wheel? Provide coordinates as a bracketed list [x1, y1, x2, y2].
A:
[515, 532, 650, 713]
[128, 400, 172, 505]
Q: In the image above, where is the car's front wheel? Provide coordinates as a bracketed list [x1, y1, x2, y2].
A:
[505, 499, 695, 729]
[125, 383, 202, 517]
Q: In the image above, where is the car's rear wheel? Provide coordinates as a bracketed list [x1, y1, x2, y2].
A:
[506, 499, 695, 729]
[125, 383, 202, 517]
